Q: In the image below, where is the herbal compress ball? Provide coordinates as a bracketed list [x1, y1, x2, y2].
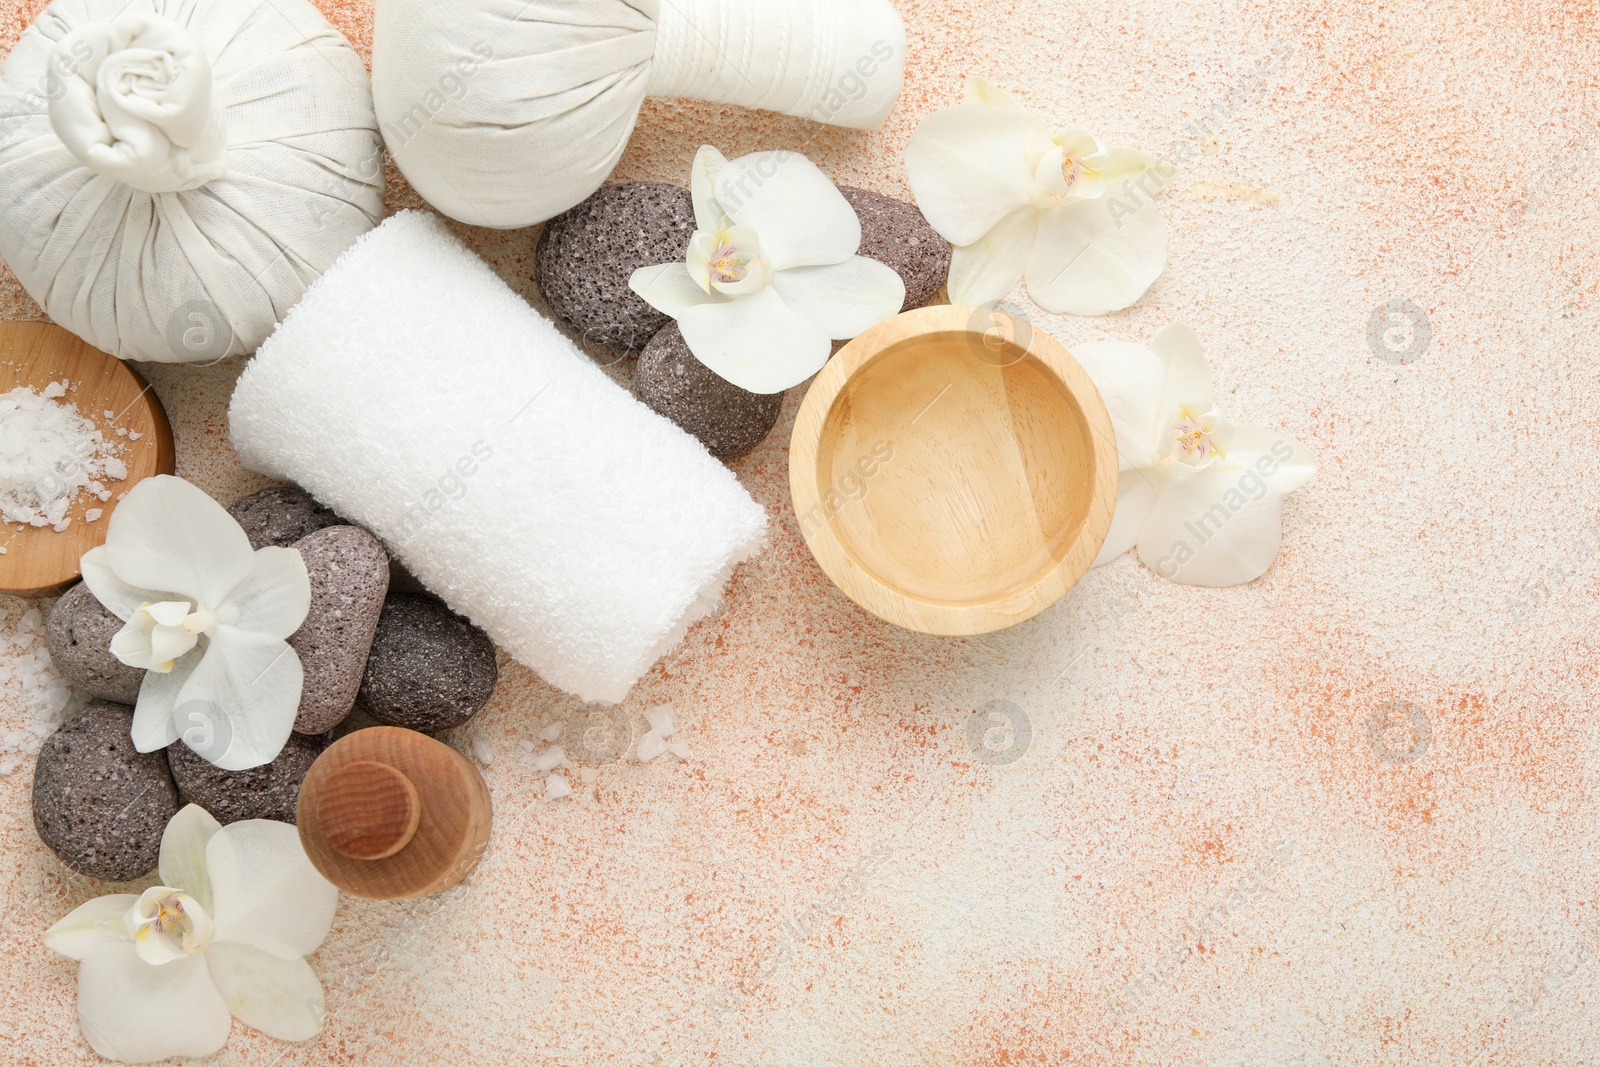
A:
[0, 0, 384, 363]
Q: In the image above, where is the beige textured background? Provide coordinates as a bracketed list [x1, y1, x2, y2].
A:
[4, 0, 1600, 1063]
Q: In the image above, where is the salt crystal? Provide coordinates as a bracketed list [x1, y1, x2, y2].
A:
[531, 745, 565, 772]
[539, 723, 562, 743]
[545, 774, 572, 800]
[102, 457, 127, 480]
[0, 385, 129, 533]
[577, 767, 598, 784]
[127, 431, 141, 441]
[472, 737, 495, 764]
[85, 509, 102, 522]
[115, 427, 127, 437]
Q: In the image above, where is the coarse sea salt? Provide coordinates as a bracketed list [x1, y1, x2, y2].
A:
[0, 597, 85, 776]
[0, 385, 127, 531]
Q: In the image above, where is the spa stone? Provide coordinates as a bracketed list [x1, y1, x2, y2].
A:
[840, 186, 951, 312]
[46, 583, 144, 706]
[535, 182, 697, 351]
[290, 526, 391, 734]
[167, 731, 328, 824]
[229, 485, 346, 550]
[635, 324, 783, 460]
[360, 593, 498, 732]
[33, 703, 179, 881]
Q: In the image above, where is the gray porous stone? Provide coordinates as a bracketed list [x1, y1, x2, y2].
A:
[289, 526, 391, 734]
[32, 703, 178, 881]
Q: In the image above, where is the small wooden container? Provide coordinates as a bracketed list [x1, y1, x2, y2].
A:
[297, 727, 492, 899]
[789, 305, 1118, 636]
[0, 322, 176, 597]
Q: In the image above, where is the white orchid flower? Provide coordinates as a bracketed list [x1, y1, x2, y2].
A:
[79, 475, 311, 770]
[903, 77, 1170, 315]
[629, 146, 906, 394]
[1074, 324, 1316, 586]
[44, 805, 338, 1064]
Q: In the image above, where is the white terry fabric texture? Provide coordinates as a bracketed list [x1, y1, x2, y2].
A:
[0, 0, 383, 363]
[370, 0, 906, 228]
[229, 211, 769, 706]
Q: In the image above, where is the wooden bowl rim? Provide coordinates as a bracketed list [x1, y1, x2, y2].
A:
[787, 304, 1120, 636]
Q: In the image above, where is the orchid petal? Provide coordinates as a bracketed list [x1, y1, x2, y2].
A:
[675, 285, 833, 395]
[1221, 424, 1318, 495]
[173, 628, 302, 771]
[964, 77, 1023, 107]
[947, 207, 1038, 308]
[1135, 466, 1287, 587]
[109, 623, 156, 671]
[217, 547, 311, 640]
[690, 145, 730, 232]
[630, 262, 723, 317]
[76, 944, 231, 1064]
[714, 152, 860, 271]
[147, 623, 200, 671]
[1067, 341, 1168, 469]
[44, 896, 138, 961]
[130, 648, 201, 752]
[770, 257, 906, 339]
[1092, 473, 1161, 567]
[79, 547, 169, 623]
[103, 476, 254, 609]
[904, 103, 1053, 246]
[1151, 322, 1215, 414]
[1026, 195, 1167, 316]
[207, 819, 337, 961]
[158, 805, 222, 913]
[206, 942, 326, 1042]
[1055, 127, 1103, 160]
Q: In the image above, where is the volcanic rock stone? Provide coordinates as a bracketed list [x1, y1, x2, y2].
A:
[228, 485, 345, 550]
[290, 525, 391, 734]
[634, 323, 783, 460]
[167, 730, 328, 824]
[536, 181, 697, 351]
[46, 582, 143, 705]
[841, 186, 952, 312]
[359, 593, 498, 732]
[33, 703, 178, 880]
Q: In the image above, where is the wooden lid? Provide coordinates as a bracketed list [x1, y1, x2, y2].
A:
[297, 727, 492, 899]
[0, 322, 176, 597]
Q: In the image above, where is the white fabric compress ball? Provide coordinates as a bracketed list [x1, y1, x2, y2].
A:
[0, 0, 384, 364]
[371, 0, 906, 228]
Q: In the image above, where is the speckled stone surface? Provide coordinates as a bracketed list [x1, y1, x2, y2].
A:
[227, 484, 345, 550]
[167, 730, 328, 825]
[359, 593, 497, 732]
[44, 583, 142, 706]
[535, 181, 696, 351]
[634, 323, 784, 460]
[841, 185, 951, 311]
[289, 526, 390, 734]
[31, 703, 177, 881]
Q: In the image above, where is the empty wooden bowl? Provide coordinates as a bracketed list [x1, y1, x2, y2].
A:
[297, 726, 492, 899]
[0, 322, 175, 597]
[789, 305, 1118, 635]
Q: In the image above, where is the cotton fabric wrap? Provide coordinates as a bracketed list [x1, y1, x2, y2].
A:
[371, 0, 906, 227]
[229, 211, 769, 705]
[0, 0, 383, 363]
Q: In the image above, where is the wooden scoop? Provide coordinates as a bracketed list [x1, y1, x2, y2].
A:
[297, 727, 492, 899]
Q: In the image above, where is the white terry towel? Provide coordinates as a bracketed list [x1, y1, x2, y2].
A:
[229, 211, 768, 705]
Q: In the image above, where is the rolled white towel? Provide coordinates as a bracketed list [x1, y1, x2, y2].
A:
[229, 211, 767, 705]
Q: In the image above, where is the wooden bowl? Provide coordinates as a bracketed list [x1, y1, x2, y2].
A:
[297, 726, 493, 899]
[0, 322, 175, 598]
[788, 305, 1118, 635]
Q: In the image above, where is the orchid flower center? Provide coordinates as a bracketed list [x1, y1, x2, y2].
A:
[109, 600, 214, 673]
[125, 887, 213, 965]
[1168, 407, 1223, 467]
[1034, 130, 1108, 208]
[687, 225, 770, 297]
